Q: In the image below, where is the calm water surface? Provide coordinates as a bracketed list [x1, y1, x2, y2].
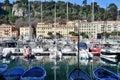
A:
[0, 56, 120, 80]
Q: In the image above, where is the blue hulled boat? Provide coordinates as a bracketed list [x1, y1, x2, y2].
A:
[20, 66, 46, 80]
[93, 67, 120, 80]
[68, 29, 91, 80]
[0, 63, 8, 74]
[68, 68, 91, 80]
[2, 66, 25, 80]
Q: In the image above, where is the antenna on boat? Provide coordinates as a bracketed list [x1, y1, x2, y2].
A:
[28, 0, 32, 40]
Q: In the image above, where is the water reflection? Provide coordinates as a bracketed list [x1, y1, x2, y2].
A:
[0, 56, 119, 80]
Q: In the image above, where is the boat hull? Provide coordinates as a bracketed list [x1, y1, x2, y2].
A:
[100, 52, 117, 58]
[93, 67, 120, 80]
[2, 66, 24, 80]
[68, 68, 91, 80]
[0, 64, 8, 74]
[89, 48, 101, 53]
[21, 66, 46, 80]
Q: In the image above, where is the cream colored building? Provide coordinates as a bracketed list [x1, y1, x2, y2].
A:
[76, 21, 120, 38]
[19, 21, 120, 40]
[36, 21, 75, 38]
[20, 26, 33, 40]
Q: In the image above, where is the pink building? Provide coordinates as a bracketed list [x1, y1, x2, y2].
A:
[0, 24, 18, 39]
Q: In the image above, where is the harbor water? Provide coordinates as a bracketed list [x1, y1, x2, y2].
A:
[0, 55, 119, 80]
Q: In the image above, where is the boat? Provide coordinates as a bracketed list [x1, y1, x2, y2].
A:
[61, 45, 73, 53]
[32, 46, 44, 54]
[0, 63, 8, 74]
[2, 66, 25, 80]
[89, 39, 101, 53]
[79, 49, 93, 60]
[93, 67, 120, 80]
[1, 39, 18, 58]
[20, 66, 46, 80]
[23, 45, 35, 60]
[100, 57, 118, 66]
[68, 68, 91, 80]
[89, 48, 101, 53]
[49, 45, 62, 59]
[68, 16, 91, 80]
[100, 46, 119, 58]
[76, 42, 93, 59]
[100, 51, 117, 58]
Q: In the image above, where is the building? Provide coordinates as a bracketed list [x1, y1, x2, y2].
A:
[36, 21, 75, 38]
[75, 21, 120, 39]
[20, 26, 33, 40]
[0, 24, 18, 39]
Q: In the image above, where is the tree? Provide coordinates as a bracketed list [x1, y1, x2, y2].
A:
[69, 31, 78, 36]
[102, 32, 110, 38]
[17, 0, 28, 4]
[56, 32, 63, 38]
[47, 32, 54, 38]
[4, 0, 10, 5]
[107, 3, 118, 20]
[80, 32, 88, 38]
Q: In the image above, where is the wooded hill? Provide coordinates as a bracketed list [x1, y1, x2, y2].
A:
[0, 0, 120, 28]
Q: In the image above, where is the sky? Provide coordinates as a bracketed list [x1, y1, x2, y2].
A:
[0, 0, 120, 10]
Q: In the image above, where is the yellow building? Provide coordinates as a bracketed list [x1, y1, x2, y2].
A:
[36, 21, 75, 38]
[20, 26, 33, 40]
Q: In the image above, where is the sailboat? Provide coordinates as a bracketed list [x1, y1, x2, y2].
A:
[49, 2, 62, 59]
[68, 1, 91, 79]
[68, 31, 91, 80]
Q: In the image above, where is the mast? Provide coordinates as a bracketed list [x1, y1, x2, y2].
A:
[66, 1, 68, 40]
[28, 0, 32, 40]
[77, 30, 80, 73]
[92, 0, 94, 22]
[54, 2, 56, 28]
[116, 10, 119, 39]
[40, 0, 43, 37]
[103, 6, 108, 43]
[41, 0, 43, 24]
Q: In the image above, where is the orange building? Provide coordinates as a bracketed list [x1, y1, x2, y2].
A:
[0, 24, 18, 39]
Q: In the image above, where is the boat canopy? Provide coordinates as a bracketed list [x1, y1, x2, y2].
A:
[78, 42, 87, 49]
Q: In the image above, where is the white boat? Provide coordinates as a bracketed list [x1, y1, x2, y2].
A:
[35, 55, 44, 61]
[32, 46, 44, 53]
[100, 57, 118, 66]
[1, 40, 18, 58]
[100, 45, 120, 58]
[100, 52, 117, 58]
[49, 45, 62, 59]
[49, 50, 62, 59]
[76, 49, 93, 60]
[61, 45, 73, 53]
